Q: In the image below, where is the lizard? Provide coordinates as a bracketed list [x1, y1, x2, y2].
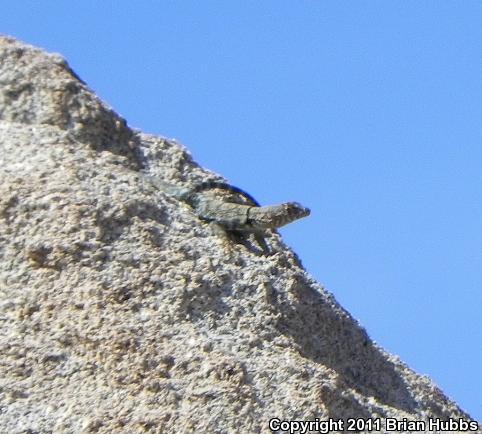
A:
[144, 177, 310, 254]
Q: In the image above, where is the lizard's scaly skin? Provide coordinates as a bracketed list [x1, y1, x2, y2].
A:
[247, 202, 310, 229]
[144, 175, 310, 253]
[190, 181, 261, 207]
[193, 199, 310, 231]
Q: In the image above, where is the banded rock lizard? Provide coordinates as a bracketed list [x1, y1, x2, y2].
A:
[145, 177, 310, 254]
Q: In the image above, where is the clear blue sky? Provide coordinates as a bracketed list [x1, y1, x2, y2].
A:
[3, 1, 480, 421]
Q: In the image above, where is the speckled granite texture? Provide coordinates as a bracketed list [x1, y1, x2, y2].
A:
[0, 36, 478, 434]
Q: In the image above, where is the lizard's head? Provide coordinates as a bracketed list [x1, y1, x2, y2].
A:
[282, 202, 311, 223]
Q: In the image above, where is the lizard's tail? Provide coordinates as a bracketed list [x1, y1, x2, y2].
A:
[142, 176, 192, 201]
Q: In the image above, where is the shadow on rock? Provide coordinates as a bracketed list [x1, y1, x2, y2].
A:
[273, 276, 418, 415]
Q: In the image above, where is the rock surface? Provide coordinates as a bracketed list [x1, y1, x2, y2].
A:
[0, 36, 478, 434]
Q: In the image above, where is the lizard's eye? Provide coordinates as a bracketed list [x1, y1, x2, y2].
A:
[286, 202, 310, 218]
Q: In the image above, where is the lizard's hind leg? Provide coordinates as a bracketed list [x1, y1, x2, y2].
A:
[207, 221, 239, 254]
[208, 222, 268, 256]
[231, 229, 270, 256]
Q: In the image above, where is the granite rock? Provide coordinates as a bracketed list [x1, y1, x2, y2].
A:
[0, 36, 478, 434]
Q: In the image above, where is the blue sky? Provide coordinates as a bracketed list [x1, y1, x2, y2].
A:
[3, 1, 480, 420]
